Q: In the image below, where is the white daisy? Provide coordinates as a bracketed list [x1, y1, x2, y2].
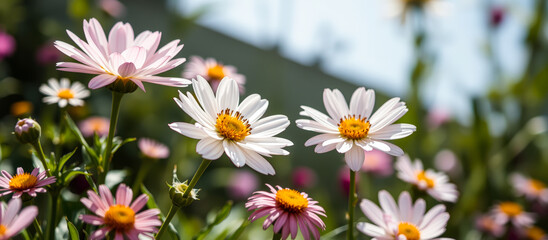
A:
[386, 0, 450, 20]
[395, 155, 458, 202]
[491, 201, 535, 228]
[510, 173, 548, 204]
[39, 78, 90, 107]
[182, 56, 246, 93]
[295, 88, 416, 172]
[357, 190, 453, 240]
[168, 76, 292, 175]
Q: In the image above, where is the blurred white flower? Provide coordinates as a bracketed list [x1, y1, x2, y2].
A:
[183, 56, 246, 93]
[39, 78, 90, 107]
[511, 173, 548, 204]
[491, 201, 534, 228]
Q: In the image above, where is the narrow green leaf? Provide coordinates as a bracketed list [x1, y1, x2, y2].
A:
[195, 201, 233, 240]
[111, 137, 136, 154]
[226, 219, 250, 240]
[84, 174, 97, 193]
[59, 148, 78, 171]
[64, 113, 98, 159]
[66, 217, 80, 240]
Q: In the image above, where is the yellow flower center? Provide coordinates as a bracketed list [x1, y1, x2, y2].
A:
[416, 171, 435, 188]
[275, 189, 308, 214]
[530, 179, 546, 193]
[104, 205, 136, 231]
[338, 115, 370, 140]
[526, 226, 546, 240]
[9, 173, 38, 191]
[499, 202, 523, 217]
[0, 224, 7, 236]
[207, 65, 226, 81]
[397, 222, 421, 240]
[57, 89, 74, 99]
[215, 109, 251, 141]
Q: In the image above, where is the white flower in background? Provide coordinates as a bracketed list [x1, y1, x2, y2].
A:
[491, 201, 534, 228]
[386, 0, 450, 19]
[168, 76, 292, 175]
[39, 78, 90, 107]
[182, 56, 246, 93]
[395, 155, 458, 202]
[511, 173, 548, 204]
[295, 88, 416, 171]
[357, 190, 453, 240]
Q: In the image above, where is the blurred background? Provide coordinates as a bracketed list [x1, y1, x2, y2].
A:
[1, 0, 548, 239]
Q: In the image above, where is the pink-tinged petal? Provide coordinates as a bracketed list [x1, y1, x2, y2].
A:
[5, 206, 38, 236]
[273, 212, 289, 233]
[398, 191, 413, 222]
[80, 214, 105, 225]
[117, 62, 136, 77]
[85, 18, 110, 57]
[289, 214, 299, 239]
[16, 168, 24, 175]
[89, 74, 117, 89]
[90, 227, 110, 240]
[115, 184, 131, 206]
[379, 190, 400, 220]
[129, 79, 146, 92]
[54, 40, 102, 69]
[114, 232, 124, 240]
[108, 22, 129, 53]
[2, 199, 22, 226]
[99, 185, 115, 206]
[136, 76, 190, 87]
[1, 170, 12, 179]
[121, 46, 146, 69]
[360, 199, 387, 228]
[130, 194, 149, 212]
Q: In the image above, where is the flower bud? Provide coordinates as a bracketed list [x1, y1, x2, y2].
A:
[108, 78, 138, 93]
[168, 180, 199, 207]
[14, 118, 41, 144]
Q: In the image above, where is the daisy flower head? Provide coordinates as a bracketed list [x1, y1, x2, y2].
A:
[54, 18, 191, 93]
[183, 56, 246, 93]
[0, 198, 39, 240]
[245, 184, 326, 240]
[168, 76, 293, 175]
[357, 190, 453, 240]
[491, 201, 534, 228]
[510, 173, 548, 204]
[475, 214, 504, 237]
[39, 78, 90, 107]
[386, 0, 450, 21]
[524, 226, 548, 240]
[395, 155, 458, 202]
[80, 184, 161, 239]
[138, 138, 170, 159]
[295, 88, 416, 172]
[0, 167, 56, 198]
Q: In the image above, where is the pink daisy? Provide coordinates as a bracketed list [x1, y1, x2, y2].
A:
[0, 167, 56, 198]
[182, 56, 246, 93]
[510, 173, 548, 204]
[490, 201, 534, 228]
[54, 18, 191, 92]
[138, 138, 170, 159]
[475, 214, 504, 237]
[79, 116, 110, 138]
[0, 198, 39, 240]
[245, 184, 326, 240]
[80, 184, 161, 239]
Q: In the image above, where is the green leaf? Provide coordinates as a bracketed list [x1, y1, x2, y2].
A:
[226, 219, 250, 240]
[84, 174, 97, 192]
[64, 113, 98, 160]
[194, 201, 233, 240]
[66, 217, 80, 240]
[59, 148, 78, 171]
[60, 168, 89, 186]
[142, 185, 180, 240]
[111, 137, 136, 154]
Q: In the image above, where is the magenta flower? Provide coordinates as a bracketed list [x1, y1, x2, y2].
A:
[54, 18, 190, 92]
[0, 167, 56, 198]
[227, 170, 258, 200]
[80, 184, 161, 239]
[0, 198, 38, 239]
[246, 184, 326, 240]
[292, 167, 317, 189]
[0, 31, 15, 60]
[138, 138, 169, 159]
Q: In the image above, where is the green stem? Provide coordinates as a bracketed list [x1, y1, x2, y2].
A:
[155, 204, 181, 240]
[347, 170, 356, 240]
[132, 159, 153, 197]
[45, 192, 59, 240]
[33, 217, 43, 239]
[54, 107, 67, 164]
[31, 140, 51, 177]
[272, 232, 282, 240]
[99, 91, 124, 185]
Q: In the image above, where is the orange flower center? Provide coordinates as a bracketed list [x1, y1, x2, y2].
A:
[275, 189, 308, 214]
[338, 115, 370, 140]
[416, 171, 435, 188]
[499, 202, 523, 217]
[397, 222, 421, 240]
[57, 89, 74, 99]
[526, 226, 546, 240]
[207, 65, 226, 81]
[530, 179, 546, 193]
[215, 109, 251, 141]
[104, 205, 136, 231]
[0, 224, 6, 236]
[9, 173, 38, 191]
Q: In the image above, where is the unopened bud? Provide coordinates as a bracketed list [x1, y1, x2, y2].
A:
[14, 118, 41, 144]
[168, 180, 199, 207]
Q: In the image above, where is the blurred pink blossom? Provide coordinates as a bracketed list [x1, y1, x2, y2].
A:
[338, 166, 359, 197]
[100, 0, 126, 18]
[476, 214, 504, 237]
[36, 42, 61, 65]
[138, 138, 170, 159]
[434, 149, 462, 178]
[79, 117, 109, 138]
[292, 167, 317, 189]
[427, 107, 451, 129]
[361, 149, 393, 177]
[228, 170, 258, 200]
[0, 31, 15, 60]
[490, 6, 505, 27]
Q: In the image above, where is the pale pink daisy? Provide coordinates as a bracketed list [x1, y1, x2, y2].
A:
[361, 149, 393, 177]
[395, 155, 458, 202]
[0, 198, 38, 240]
[475, 214, 504, 237]
[39, 78, 90, 107]
[510, 173, 548, 204]
[357, 190, 453, 240]
[0, 167, 56, 198]
[54, 18, 190, 92]
[490, 201, 534, 228]
[227, 170, 258, 200]
[80, 184, 161, 239]
[246, 184, 326, 240]
[79, 117, 110, 137]
[182, 56, 246, 93]
[168, 76, 292, 175]
[295, 88, 416, 172]
[138, 138, 169, 159]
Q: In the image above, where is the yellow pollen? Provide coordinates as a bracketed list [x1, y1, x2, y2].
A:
[215, 109, 251, 141]
[397, 222, 421, 240]
[104, 205, 136, 231]
[338, 115, 370, 140]
[207, 65, 226, 80]
[9, 173, 38, 191]
[275, 189, 308, 214]
[57, 89, 74, 99]
[499, 202, 523, 217]
[530, 179, 546, 193]
[416, 171, 435, 188]
[0, 225, 6, 236]
[526, 226, 546, 240]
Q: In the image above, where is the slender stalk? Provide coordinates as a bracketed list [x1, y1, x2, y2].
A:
[132, 159, 153, 197]
[46, 191, 59, 240]
[33, 217, 43, 239]
[54, 107, 67, 162]
[272, 232, 282, 240]
[155, 204, 181, 240]
[99, 91, 124, 185]
[347, 170, 356, 240]
[31, 140, 51, 177]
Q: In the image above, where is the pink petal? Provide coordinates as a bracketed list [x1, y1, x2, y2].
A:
[89, 74, 117, 89]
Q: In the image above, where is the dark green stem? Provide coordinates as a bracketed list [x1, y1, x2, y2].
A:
[347, 170, 356, 240]
[46, 191, 59, 240]
[33, 217, 43, 239]
[272, 232, 282, 240]
[132, 159, 153, 197]
[31, 140, 51, 177]
[155, 204, 181, 240]
[99, 91, 124, 185]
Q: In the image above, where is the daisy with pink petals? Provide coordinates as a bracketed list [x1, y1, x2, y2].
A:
[510, 173, 548, 204]
[80, 184, 161, 240]
[0, 167, 56, 198]
[246, 184, 326, 240]
[490, 201, 534, 228]
[182, 56, 246, 93]
[138, 138, 170, 159]
[54, 18, 190, 92]
[357, 190, 453, 240]
[0, 198, 39, 239]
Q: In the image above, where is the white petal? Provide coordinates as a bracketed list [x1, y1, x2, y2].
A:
[216, 77, 239, 110]
[223, 141, 246, 167]
[196, 138, 224, 160]
[241, 148, 275, 175]
[369, 124, 416, 140]
[168, 122, 207, 139]
[251, 115, 290, 137]
[304, 134, 340, 147]
[323, 89, 349, 120]
[300, 106, 338, 128]
[344, 145, 365, 171]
